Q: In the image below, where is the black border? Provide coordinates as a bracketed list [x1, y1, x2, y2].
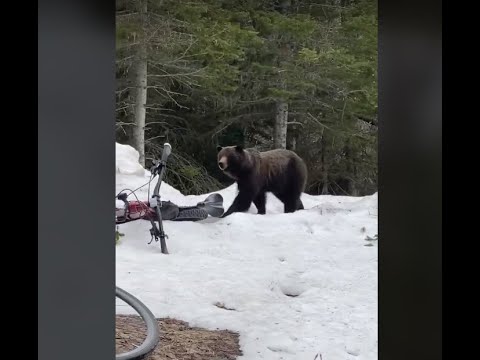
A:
[378, 0, 442, 359]
[37, 0, 443, 359]
[38, 1, 115, 359]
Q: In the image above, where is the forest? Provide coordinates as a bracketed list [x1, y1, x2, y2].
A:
[116, 0, 377, 196]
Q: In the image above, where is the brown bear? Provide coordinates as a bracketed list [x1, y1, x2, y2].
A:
[217, 145, 308, 217]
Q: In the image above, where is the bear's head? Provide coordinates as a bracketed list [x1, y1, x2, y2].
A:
[216, 145, 249, 179]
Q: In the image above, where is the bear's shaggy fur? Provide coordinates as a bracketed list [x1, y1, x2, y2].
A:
[217, 145, 308, 217]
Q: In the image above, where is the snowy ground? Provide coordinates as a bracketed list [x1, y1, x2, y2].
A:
[116, 143, 378, 360]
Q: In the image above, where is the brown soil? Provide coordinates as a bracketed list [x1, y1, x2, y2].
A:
[116, 315, 242, 360]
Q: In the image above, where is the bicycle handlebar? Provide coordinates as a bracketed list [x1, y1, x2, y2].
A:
[116, 143, 172, 253]
[161, 143, 172, 162]
[150, 143, 172, 178]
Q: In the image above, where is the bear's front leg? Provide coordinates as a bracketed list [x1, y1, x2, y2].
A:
[221, 191, 254, 218]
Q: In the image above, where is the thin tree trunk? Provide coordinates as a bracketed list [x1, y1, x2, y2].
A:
[350, 160, 359, 196]
[345, 139, 359, 196]
[321, 134, 329, 195]
[132, 0, 148, 167]
[321, 174, 329, 194]
[273, 0, 291, 150]
[279, 0, 291, 13]
[334, 0, 343, 25]
[350, 179, 359, 196]
[274, 101, 288, 149]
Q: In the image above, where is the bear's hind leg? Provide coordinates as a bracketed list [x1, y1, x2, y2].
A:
[283, 195, 298, 213]
[273, 192, 296, 213]
[253, 192, 266, 214]
[296, 198, 304, 210]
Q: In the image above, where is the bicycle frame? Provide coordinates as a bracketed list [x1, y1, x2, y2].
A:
[146, 143, 172, 254]
[116, 142, 223, 251]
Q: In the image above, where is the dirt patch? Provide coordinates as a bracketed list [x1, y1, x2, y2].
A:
[116, 314, 242, 360]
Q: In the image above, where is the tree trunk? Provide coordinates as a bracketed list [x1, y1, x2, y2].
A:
[321, 173, 329, 195]
[278, 0, 292, 13]
[345, 139, 359, 196]
[334, 0, 343, 25]
[320, 134, 329, 195]
[274, 101, 288, 149]
[350, 161, 359, 196]
[273, 0, 291, 150]
[132, 0, 148, 167]
[349, 180, 359, 196]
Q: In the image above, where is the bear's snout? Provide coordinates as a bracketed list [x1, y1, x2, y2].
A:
[218, 156, 228, 170]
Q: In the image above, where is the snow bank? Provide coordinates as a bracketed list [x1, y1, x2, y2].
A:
[115, 143, 378, 360]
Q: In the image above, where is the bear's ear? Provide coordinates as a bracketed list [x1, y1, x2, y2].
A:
[216, 146, 222, 152]
[235, 145, 243, 152]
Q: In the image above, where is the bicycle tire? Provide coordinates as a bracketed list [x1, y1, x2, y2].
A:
[116, 287, 160, 360]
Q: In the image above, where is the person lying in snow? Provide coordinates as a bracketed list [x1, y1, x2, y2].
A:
[116, 143, 225, 253]
[115, 192, 224, 224]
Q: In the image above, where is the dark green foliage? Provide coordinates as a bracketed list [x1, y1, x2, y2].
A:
[116, 0, 377, 196]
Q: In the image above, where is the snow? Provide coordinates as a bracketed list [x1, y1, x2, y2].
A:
[116, 143, 378, 360]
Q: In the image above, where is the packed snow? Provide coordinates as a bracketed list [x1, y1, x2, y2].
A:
[116, 143, 378, 360]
